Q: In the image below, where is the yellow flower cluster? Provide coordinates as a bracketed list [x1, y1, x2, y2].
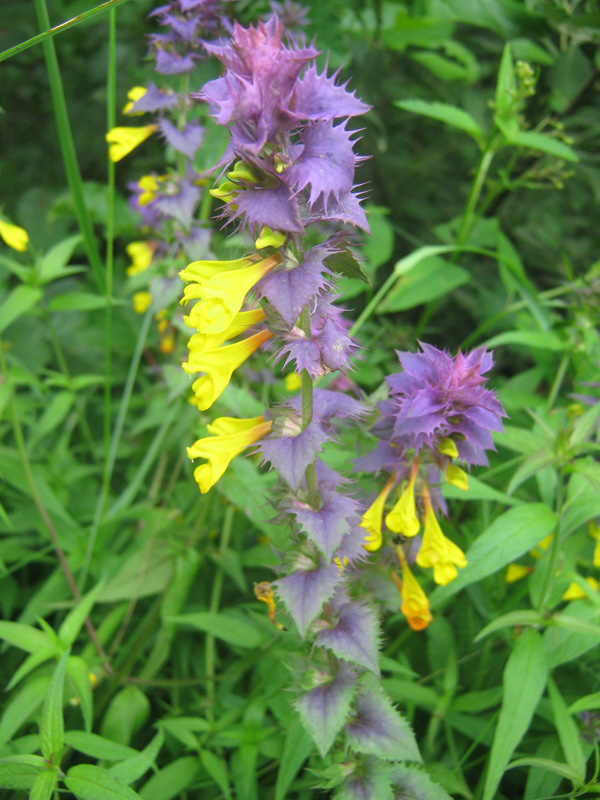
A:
[180, 253, 280, 493]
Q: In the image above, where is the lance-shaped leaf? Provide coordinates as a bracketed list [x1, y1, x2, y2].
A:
[259, 420, 329, 491]
[291, 490, 360, 562]
[334, 757, 394, 800]
[316, 601, 381, 675]
[345, 681, 422, 763]
[275, 560, 342, 637]
[295, 664, 357, 758]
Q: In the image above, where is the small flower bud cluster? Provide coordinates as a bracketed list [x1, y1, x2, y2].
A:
[355, 343, 507, 631]
[179, 15, 426, 795]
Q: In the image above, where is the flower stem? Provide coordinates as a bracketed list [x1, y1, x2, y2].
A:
[104, 7, 116, 467]
[299, 305, 320, 508]
[33, 0, 105, 292]
[536, 468, 565, 611]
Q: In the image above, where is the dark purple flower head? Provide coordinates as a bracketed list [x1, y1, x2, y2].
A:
[385, 343, 507, 466]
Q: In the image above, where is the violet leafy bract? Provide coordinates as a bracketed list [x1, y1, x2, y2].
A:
[295, 663, 357, 758]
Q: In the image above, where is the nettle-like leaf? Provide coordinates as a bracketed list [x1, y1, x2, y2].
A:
[316, 601, 381, 675]
[295, 664, 357, 757]
[259, 421, 329, 490]
[275, 560, 342, 637]
[390, 765, 453, 800]
[345, 681, 422, 763]
[291, 489, 360, 562]
[334, 757, 394, 800]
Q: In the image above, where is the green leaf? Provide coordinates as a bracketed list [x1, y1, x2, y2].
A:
[391, 765, 454, 800]
[0, 621, 54, 653]
[570, 405, 600, 449]
[64, 732, 138, 762]
[395, 99, 483, 142]
[109, 731, 164, 784]
[37, 234, 82, 283]
[39, 649, 69, 762]
[545, 603, 600, 667]
[66, 656, 93, 733]
[483, 629, 548, 800]
[0, 677, 49, 745]
[569, 691, 600, 715]
[29, 768, 58, 800]
[47, 292, 125, 312]
[168, 612, 268, 648]
[157, 716, 210, 749]
[31, 392, 75, 442]
[274, 718, 313, 800]
[507, 448, 558, 495]
[553, 613, 600, 637]
[0, 286, 43, 334]
[59, 581, 105, 646]
[65, 765, 143, 800]
[485, 330, 568, 351]
[442, 474, 521, 506]
[547, 677, 586, 782]
[7, 648, 57, 691]
[431, 504, 557, 607]
[200, 750, 232, 800]
[100, 686, 150, 747]
[507, 756, 583, 784]
[506, 129, 579, 162]
[475, 610, 547, 641]
[0, 761, 42, 790]
[296, 670, 357, 758]
[495, 43, 515, 115]
[378, 257, 469, 312]
[139, 757, 201, 800]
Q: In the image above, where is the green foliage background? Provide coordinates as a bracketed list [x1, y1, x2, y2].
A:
[1, 0, 600, 798]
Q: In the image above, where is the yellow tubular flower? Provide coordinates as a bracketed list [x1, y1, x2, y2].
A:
[184, 254, 280, 334]
[255, 226, 286, 249]
[126, 241, 154, 276]
[385, 474, 420, 537]
[360, 475, 395, 552]
[391, 559, 433, 631]
[563, 577, 599, 601]
[416, 494, 467, 586]
[254, 581, 284, 630]
[530, 533, 553, 559]
[285, 372, 302, 392]
[505, 563, 533, 583]
[438, 437, 459, 458]
[180, 256, 253, 287]
[183, 329, 273, 410]
[0, 219, 29, 252]
[133, 291, 152, 313]
[446, 463, 469, 491]
[187, 416, 272, 493]
[187, 308, 266, 351]
[123, 86, 147, 114]
[106, 125, 157, 162]
[138, 174, 165, 206]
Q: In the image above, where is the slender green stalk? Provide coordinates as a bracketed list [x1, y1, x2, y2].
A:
[104, 9, 117, 466]
[350, 269, 399, 337]
[536, 468, 565, 611]
[206, 504, 235, 719]
[547, 353, 570, 410]
[0, 0, 134, 64]
[79, 308, 153, 590]
[299, 305, 319, 508]
[33, 0, 105, 291]
[455, 142, 498, 247]
[0, 341, 110, 670]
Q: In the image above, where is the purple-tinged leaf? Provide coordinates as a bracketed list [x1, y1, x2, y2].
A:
[154, 179, 200, 227]
[275, 559, 342, 637]
[129, 82, 178, 113]
[257, 242, 335, 327]
[158, 119, 205, 160]
[291, 64, 370, 122]
[295, 664, 357, 757]
[231, 184, 304, 235]
[287, 389, 367, 423]
[275, 337, 324, 379]
[154, 49, 197, 74]
[346, 682, 422, 763]
[390, 765, 453, 800]
[259, 420, 329, 490]
[334, 757, 394, 800]
[314, 318, 357, 373]
[291, 490, 360, 562]
[286, 120, 360, 208]
[309, 190, 370, 233]
[333, 522, 370, 567]
[316, 601, 381, 675]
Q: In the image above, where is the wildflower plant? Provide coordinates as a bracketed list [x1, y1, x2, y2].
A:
[178, 13, 431, 794]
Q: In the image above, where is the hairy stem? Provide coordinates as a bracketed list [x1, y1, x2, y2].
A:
[299, 305, 319, 508]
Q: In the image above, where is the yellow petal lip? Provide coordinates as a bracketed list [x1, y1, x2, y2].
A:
[505, 563, 532, 583]
[446, 463, 469, 491]
[385, 475, 420, 537]
[106, 125, 157, 162]
[0, 219, 29, 252]
[187, 308, 266, 351]
[360, 476, 395, 552]
[563, 577, 599, 601]
[126, 241, 154, 276]
[255, 226, 286, 249]
[392, 561, 432, 631]
[438, 437, 459, 458]
[416, 499, 467, 586]
[123, 85, 147, 114]
[187, 416, 272, 493]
